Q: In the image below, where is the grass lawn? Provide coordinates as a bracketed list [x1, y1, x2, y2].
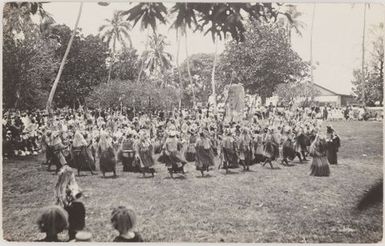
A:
[2, 120, 383, 242]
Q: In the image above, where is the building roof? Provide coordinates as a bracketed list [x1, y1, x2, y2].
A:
[313, 83, 353, 97]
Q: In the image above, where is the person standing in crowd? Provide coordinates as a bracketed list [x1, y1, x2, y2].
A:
[344, 106, 350, 120]
[49, 131, 68, 173]
[326, 126, 340, 165]
[323, 106, 328, 120]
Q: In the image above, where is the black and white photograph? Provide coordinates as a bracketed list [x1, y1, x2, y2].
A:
[2, 1, 384, 243]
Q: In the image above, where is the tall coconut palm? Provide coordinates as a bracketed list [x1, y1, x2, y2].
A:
[175, 28, 183, 109]
[361, 3, 368, 105]
[280, 4, 305, 44]
[170, 3, 198, 107]
[142, 33, 172, 79]
[310, 3, 316, 85]
[121, 3, 168, 83]
[99, 11, 133, 84]
[46, 2, 83, 114]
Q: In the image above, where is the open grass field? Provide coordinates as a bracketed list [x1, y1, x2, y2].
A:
[2, 121, 383, 242]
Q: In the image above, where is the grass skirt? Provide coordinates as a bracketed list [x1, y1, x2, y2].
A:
[185, 144, 196, 162]
[99, 148, 116, 173]
[158, 151, 186, 167]
[310, 156, 330, 176]
[139, 149, 154, 167]
[222, 148, 239, 168]
[195, 146, 215, 170]
[263, 142, 278, 161]
[282, 141, 296, 161]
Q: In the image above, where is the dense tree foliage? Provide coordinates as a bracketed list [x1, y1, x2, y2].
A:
[3, 23, 109, 109]
[86, 80, 179, 112]
[220, 20, 310, 99]
[178, 53, 222, 106]
[274, 82, 320, 107]
[3, 35, 59, 109]
[110, 47, 140, 82]
[352, 23, 384, 106]
[49, 25, 109, 108]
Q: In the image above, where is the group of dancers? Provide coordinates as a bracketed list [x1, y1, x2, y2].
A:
[5, 106, 342, 242]
[36, 106, 340, 178]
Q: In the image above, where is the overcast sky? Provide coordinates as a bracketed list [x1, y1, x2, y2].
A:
[41, 2, 385, 95]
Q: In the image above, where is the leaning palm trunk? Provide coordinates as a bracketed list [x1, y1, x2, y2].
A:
[211, 40, 218, 114]
[46, 2, 83, 114]
[137, 31, 150, 83]
[361, 3, 367, 105]
[185, 31, 195, 108]
[107, 38, 116, 84]
[309, 3, 316, 85]
[176, 28, 183, 110]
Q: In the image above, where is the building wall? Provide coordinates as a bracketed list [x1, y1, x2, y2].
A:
[313, 95, 341, 106]
[341, 95, 357, 106]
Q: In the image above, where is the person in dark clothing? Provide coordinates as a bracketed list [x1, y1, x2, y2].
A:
[65, 201, 86, 241]
[111, 206, 144, 242]
[323, 107, 328, 120]
[344, 107, 349, 120]
[326, 126, 340, 164]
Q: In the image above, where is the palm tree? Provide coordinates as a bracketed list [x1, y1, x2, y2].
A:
[280, 4, 305, 44]
[361, 3, 368, 105]
[120, 3, 168, 83]
[310, 3, 316, 84]
[142, 33, 172, 79]
[46, 2, 83, 114]
[99, 11, 133, 84]
[170, 3, 198, 108]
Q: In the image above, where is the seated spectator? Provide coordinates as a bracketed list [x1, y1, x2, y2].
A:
[36, 205, 68, 242]
[65, 200, 86, 241]
[111, 206, 143, 242]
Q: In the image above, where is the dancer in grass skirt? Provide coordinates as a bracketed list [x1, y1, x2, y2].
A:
[98, 132, 117, 177]
[159, 130, 186, 175]
[281, 129, 296, 166]
[195, 129, 215, 176]
[185, 126, 197, 162]
[252, 128, 265, 164]
[118, 130, 137, 172]
[309, 134, 330, 177]
[220, 126, 239, 172]
[236, 127, 253, 171]
[262, 128, 277, 169]
[136, 130, 155, 176]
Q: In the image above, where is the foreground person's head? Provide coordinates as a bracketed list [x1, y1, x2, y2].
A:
[111, 206, 137, 235]
[37, 205, 68, 241]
